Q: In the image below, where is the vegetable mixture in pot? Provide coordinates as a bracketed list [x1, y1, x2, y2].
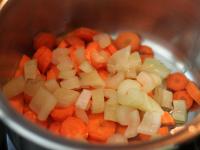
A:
[2, 27, 200, 144]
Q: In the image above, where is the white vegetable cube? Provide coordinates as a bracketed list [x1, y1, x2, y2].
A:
[30, 87, 57, 121]
[106, 72, 125, 89]
[58, 69, 76, 80]
[104, 98, 119, 122]
[93, 33, 111, 49]
[125, 68, 137, 79]
[54, 88, 80, 107]
[91, 89, 105, 113]
[44, 79, 60, 92]
[116, 105, 133, 125]
[172, 100, 187, 122]
[137, 111, 162, 135]
[24, 59, 37, 80]
[128, 52, 142, 68]
[75, 89, 92, 110]
[3, 76, 25, 98]
[57, 57, 74, 71]
[60, 76, 80, 90]
[107, 134, 128, 144]
[79, 61, 94, 73]
[75, 48, 86, 63]
[104, 89, 117, 99]
[52, 48, 69, 65]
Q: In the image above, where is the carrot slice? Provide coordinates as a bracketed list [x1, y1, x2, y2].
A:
[98, 69, 109, 80]
[115, 32, 141, 51]
[65, 36, 85, 48]
[60, 117, 88, 140]
[105, 44, 117, 54]
[14, 69, 23, 78]
[85, 42, 99, 63]
[116, 124, 127, 135]
[157, 127, 169, 136]
[138, 133, 151, 141]
[46, 65, 59, 80]
[58, 40, 69, 48]
[33, 32, 56, 50]
[74, 27, 97, 41]
[140, 54, 153, 63]
[49, 122, 61, 135]
[173, 90, 193, 109]
[37, 120, 49, 129]
[50, 105, 75, 121]
[161, 112, 175, 126]
[88, 114, 116, 141]
[24, 110, 37, 123]
[139, 45, 154, 55]
[185, 81, 200, 105]
[166, 72, 188, 91]
[148, 91, 154, 98]
[19, 54, 31, 69]
[34, 46, 52, 73]
[9, 94, 24, 114]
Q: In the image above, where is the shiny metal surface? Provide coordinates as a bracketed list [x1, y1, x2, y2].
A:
[1, 0, 200, 149]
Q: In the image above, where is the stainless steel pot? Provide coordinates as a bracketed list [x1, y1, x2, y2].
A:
[1, 0, 200, 149]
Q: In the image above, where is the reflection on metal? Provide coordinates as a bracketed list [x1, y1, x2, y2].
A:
[0, 0, 8, 10]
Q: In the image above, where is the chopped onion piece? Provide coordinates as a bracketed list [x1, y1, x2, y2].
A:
[75, 108, 89, 123]
[116, 105, 133, 125]
[54, 88, 80, 107]
[60, 76, 80, 90]
[149, 73, 162, 87]
[104, 89, 117, 99]
[106, 72, 125, 89]
[79, 61, 94, 73]
[44, 79, 60, 93]
[52, 48, 69, 65]
[91, 89, 104, 113]
[107, 134, 128, 144]
[137, 111, 162, 135]
[75, 89, 92, 110]
[124, 110, 140, 138]
[125, 68, 137, 79]
[57, 58, 74, 71]
[172, 100, 187, 123]
[128, 52, 142, 68]
[80, 70, 105, 88]
[75, 47, 86, 63]
[58, 69, 76, 80]
[117, 79, 141, 95]
[3, 76, 25, 98]
[30, 87, 57, 121]
[93, 33, 111, 49]
[24, 59, 37, 80]
[104, 98, 119, 122]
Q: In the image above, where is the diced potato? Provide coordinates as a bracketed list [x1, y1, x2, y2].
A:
[147, 96, 164, 113]
[125, 68, 137, 79]
[172, 100, 187, 123]
[107, 46, 131, 73]
[75, 89, 92, 110]
[91, 89, 104, 113]
[60, 76, 80, 90]
[54, 88, 80, 107]
[117, 79, 141, 95]
[116, 105, 133, 125]
[136, 71, 155, 92]
[80, 70, 105, 88]
[75, 108, 89, 123]
[24, 59, 37, 80]
[154, 88, 173, 110]
[107, 134, 128, 144]
[79, 61, 94, 73]
[149, 73, 162, 87]
[30, 87, 57, 121]
[3, 76, 25, 98]
[137, 111, 162, 135]
[128, 52, 142, 68]
[75, 47, 86, 63]
[104, 98, 119, 122]
[44, 79, 60, 92]
[52, 48, 69, 65]
[57, 58, 74, 71]
[106, 72, 125, 89]
[104, 88, 117, 99]
[124, 110, 140, 138]
[58, 69, 76, 80]
[93, 33, 111, 49]
[139, 58, 170, 79]
[24, 78, 45, 97]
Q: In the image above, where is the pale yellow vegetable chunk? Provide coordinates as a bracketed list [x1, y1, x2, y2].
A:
[24, 59, 37, 80]
[75, 89, 92, 110]
[60, 76, 80, 90]
[91, 89, 104, 113]
[44, 79, 60, 93]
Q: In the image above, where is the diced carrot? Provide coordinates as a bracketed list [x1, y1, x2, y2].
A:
[34, 46, 52, 73]
[85, 41, 100, 63]
[139, 45, 154, 56]
[116, 124, 127, 135]
[9, 94, 24, 114]
[50, 105, 75, 121]
[14, 69, 23, 78]
[49, 122, 61, 135]
[88, 113, 116, 141]
[157, 127, 169, 136]
[115, 32, 141, 51]
[140, 54, 153, 63]
[33, 32, 56, 50]
[98, 69, 109, 80]
[148, 91, 154, 98]
[166, 72, 188, 91]
[23, 94, 32, 104]
[46, 65, 59, 80]
[173, 90, 193, 109]
[106, 44, 117, 54]
[74, 27, 97, 41]
[37, 120, 49, 129]
[65, 36, 85, 48]
[138, 133, 151, 141]
[161, 112, 175, 126]
[60, 117, 88, 140]
[24, 110, 37, 123]
[58, 40, 69, 48]
[185, 81, 200, 105]
[18, 55, 30, 69]
[23, 105, 30, 113]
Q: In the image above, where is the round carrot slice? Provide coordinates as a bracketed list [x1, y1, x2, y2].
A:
[173, 90, 193, 109]
[65, 36, 85, 48]
[88, 114, 116, 141]
[185, 81, 200, 105]
[60, 117, 88, 140]
[34, 32, 56, 50]
[115, 32, 140, 51]
[139, 45, 154, 55]
[166, 72, 188, 91]
[74, 27, 97, 41]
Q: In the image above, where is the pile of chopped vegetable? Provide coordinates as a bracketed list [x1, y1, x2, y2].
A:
[3, 27, 200, 144]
